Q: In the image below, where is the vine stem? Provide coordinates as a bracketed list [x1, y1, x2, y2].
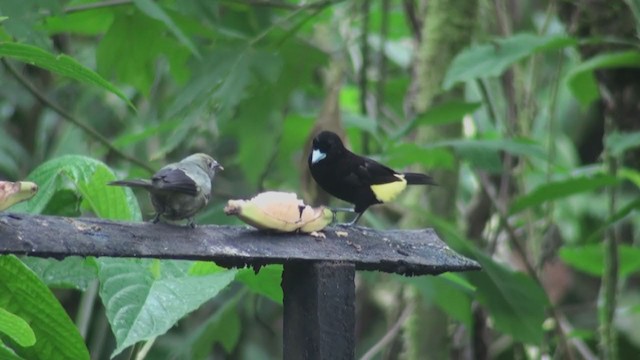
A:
[599, 84, 619, 360]
[2, 59, 154, 173]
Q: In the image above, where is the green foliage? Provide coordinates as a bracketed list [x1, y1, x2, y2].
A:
[0, 42, 133, 108]
[2, 0, 640, 358]
[96, 258, 237, 357]
[560, 244, 640, 277]
[20, 257, 97, 291]
[565, 50, 640, 106]
[443, 33, 577, 89]
[10, 155, 141, 221]
[510, 174, 620, 214]
[0, 255, 89, 360]
[0, 307, 35, 347]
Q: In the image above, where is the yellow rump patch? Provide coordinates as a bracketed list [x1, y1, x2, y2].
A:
[370, 174, 407, 203]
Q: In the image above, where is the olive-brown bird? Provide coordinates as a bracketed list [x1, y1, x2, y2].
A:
[308, 131, 436, 225]
[110, 153, 223, 228]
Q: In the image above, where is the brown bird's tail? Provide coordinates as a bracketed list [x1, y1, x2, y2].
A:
[109, 179, 153, 189]
[403, 173, 437, 186]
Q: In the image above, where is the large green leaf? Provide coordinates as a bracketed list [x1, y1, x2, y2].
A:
[0, 307, 35, 347]
[0, 255, 89, 360]
[400, 274, 474, 326]
[383, 144, 455, 170]
[443, 33, 576, 89]
[96, 10, 189, 95]
[430, 137, 546, 172]
[96, 258, 237, 357]
[566, 51, 640, 106]
[20, 257, 97, 291]
[468, 258, 547, 344]
[0, 343, 25, 360]
[429, 216, 547, 344]
[510, 175, 620, 214]
[605, 130, 640, 157]
[10, 155, 141, 221]
[560, 244, 640, 277]
[172, 296, 242, 359]
[0, 42, 133, 108]
[132, 0, 200, 57]
[236, 265, 284, 304]
[393, 101, 482, 139]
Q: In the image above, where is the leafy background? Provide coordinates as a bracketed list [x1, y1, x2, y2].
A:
[1, 0, 640, 359]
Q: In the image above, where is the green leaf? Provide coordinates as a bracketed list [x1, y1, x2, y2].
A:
[0, 343, 25, 360]
[0, 307, 35, 347]
[510, 175, 620, 214]
[21, 257, 97, 291]
[394, 101, 482, 139]
[0, 42, 133, 109]
[96, 258, 237, 357]
[383, 144, 455, 170]
[468, 259, 547, 344]
[43, 9, 114, 35]
[605, 131, 640, 157]
[430, 137, 546, 172]
[132, 0, 200, 58]
[236, 265, 283, 304]
[401, 274, 474, 326]
[428, 216, 547, 344]
[443, 33, 576, 89]
[0, 255, 89, 360]
[566, 51, 640, 106]
[560, 244, 640, 277]
[585, 198, 640, 244]
[97, 10, 189, 95]
[10, 155, 141, 221]
[173, 297, 242, 359]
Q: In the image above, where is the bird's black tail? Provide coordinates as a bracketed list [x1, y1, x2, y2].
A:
[403, 172, 437, 186]
[109, 179, 153, 189]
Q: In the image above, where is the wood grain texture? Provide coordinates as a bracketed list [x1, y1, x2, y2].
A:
[0, 213, 480, 275]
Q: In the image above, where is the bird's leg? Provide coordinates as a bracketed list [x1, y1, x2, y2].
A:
[151, 213, 161, 224]
[330, 207, 356, 213]
[187, 218, 196, 229]
[340, 211, 363, 227]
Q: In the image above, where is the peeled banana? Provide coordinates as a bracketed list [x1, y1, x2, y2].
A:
[224, 191, 333, 233]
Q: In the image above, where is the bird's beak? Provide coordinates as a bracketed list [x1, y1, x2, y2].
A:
[311, 149, 326, 164]
[215, 163, 224, 171]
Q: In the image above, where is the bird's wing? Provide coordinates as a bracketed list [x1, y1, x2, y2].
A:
[152, 167, 199, 196]
[355, 158, 402, 185]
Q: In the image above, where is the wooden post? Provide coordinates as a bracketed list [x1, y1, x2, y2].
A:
[282, 261, 355, 360]
[0, 213, 482, 360]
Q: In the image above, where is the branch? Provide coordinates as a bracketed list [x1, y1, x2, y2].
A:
[0, 213, 480, 276]
[477, 173, 576, 360]
[2, 59, 154, 173]
[360, 302, 415, 360]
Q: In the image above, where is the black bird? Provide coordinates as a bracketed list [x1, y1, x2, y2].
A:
[308, 131, 436, 225]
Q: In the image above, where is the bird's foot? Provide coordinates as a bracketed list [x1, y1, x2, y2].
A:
[187, 218, 196, 229]
[151, 214, 161, 224]
[336, 212, 363, 227]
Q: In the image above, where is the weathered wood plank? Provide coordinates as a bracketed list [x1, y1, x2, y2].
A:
[0, 213, 480, 275]
[283, 262, 355, 360]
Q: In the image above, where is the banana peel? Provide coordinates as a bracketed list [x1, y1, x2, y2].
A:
[0, 181, 38, 211]
[224, 191, 333, 233]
